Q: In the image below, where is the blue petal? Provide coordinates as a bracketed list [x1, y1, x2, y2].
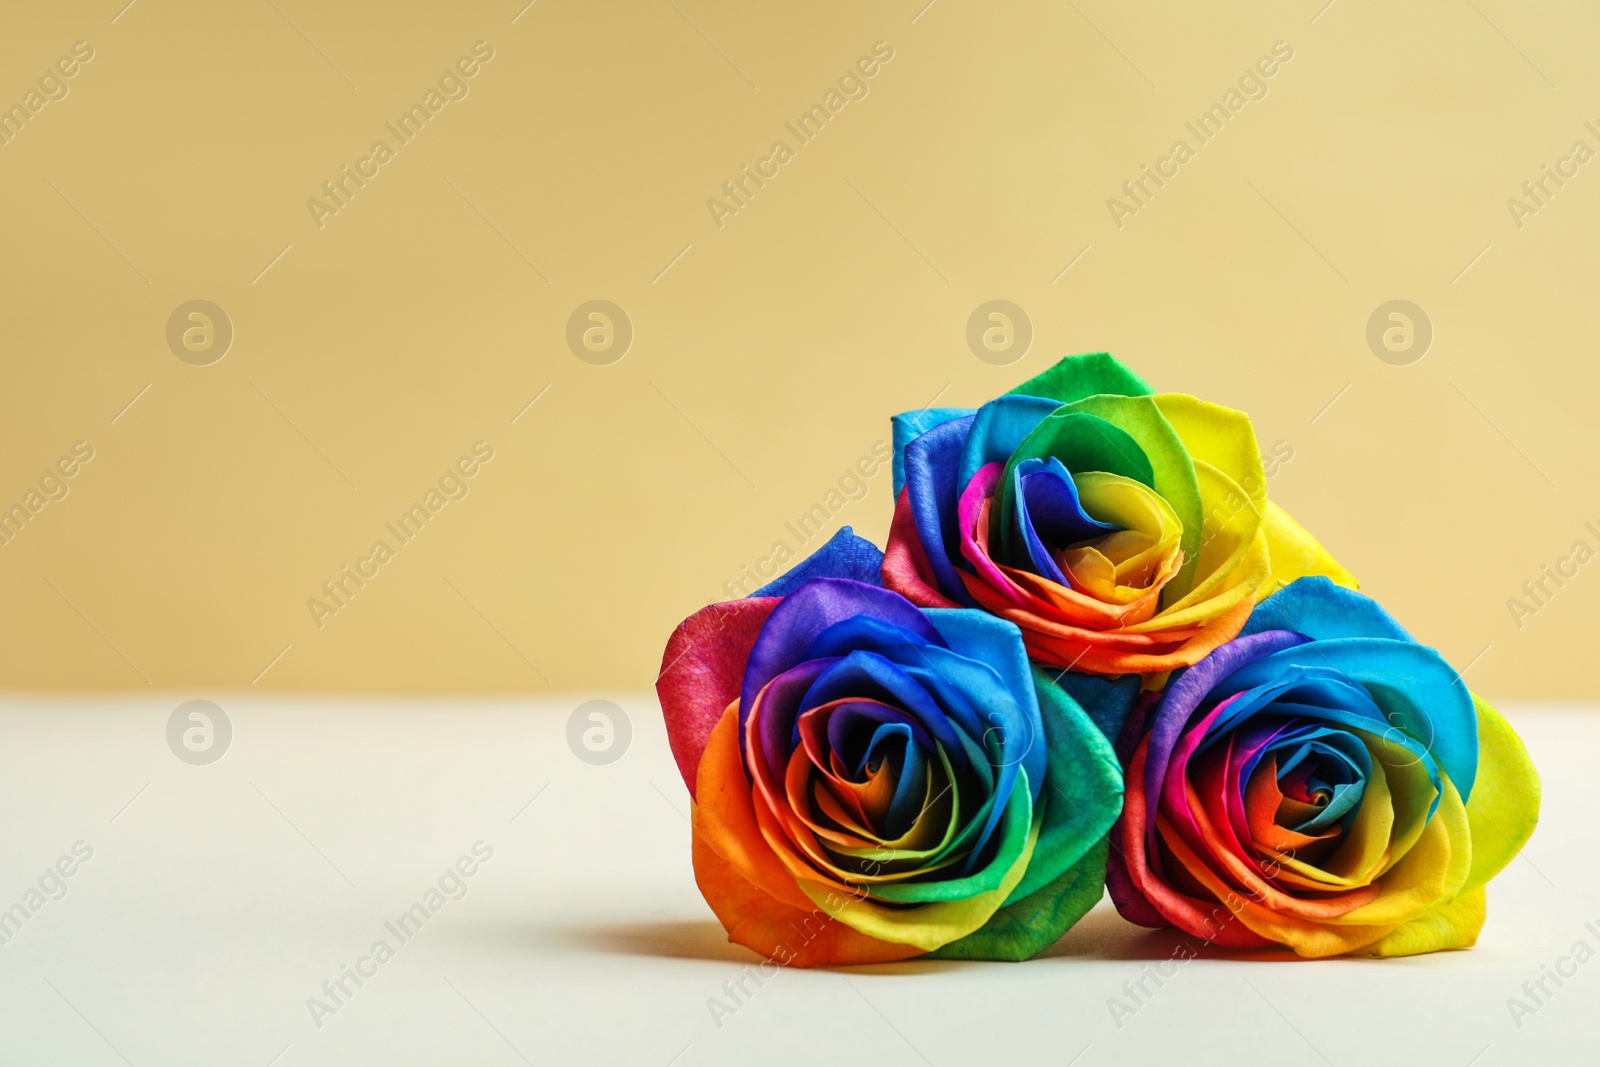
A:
[921, 608, 1046, 809]
[892, 407, 975, 499]
[1041, 668, 1143, 744]
[740, 579, 940, 755]
[956, 394, 1063, 494]
[1144, 630, 1308, 810]
[1265, 726, 1371, 832]
[1242, 577, 1414, 643]
[1011, 456, 1121, 580]
[1203, 668, 1390, 741]
[904, 415, 980, 606]
[800, 614, 936, 665]
[801, 650, 972, 776]
[828, 702, 935, 766]
[1216, 638, 1478, 803]
[750, 526, 884, 599]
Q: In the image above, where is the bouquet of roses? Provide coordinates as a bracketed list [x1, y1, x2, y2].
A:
[656, 353, 1539, 965]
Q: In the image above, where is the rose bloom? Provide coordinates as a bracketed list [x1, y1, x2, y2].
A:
[1109, 577, 1540, 957]
[884, 353, 1353, 676]
[657, 530, 1125, 966]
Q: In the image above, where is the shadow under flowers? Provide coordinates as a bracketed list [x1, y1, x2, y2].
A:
[1039, 902, 1301, 963]
[562, 901, 1299, 971]
[557, 919, 755, 964]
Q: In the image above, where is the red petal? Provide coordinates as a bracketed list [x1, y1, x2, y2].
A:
[656, 597, 778, 797]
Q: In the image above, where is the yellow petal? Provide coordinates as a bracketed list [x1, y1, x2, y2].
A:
[1361, 887, 1486, 957]
[1354, 698, 1536, 958]
[1063, 473, 1182, 605]
[1336, 775, 1471, 927]
[1152, 394, 1267, 504]
[1462, 694, 1542, 893]
[1125, 460, 1269, 630]
[1263, 501, 1357, 592]
[797, 791, 1040, 951]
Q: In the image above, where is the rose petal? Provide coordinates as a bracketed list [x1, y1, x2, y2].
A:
[750, 526, 884, 599]
[1005, 351, 1153, 404]
[1460, 694, 1540, 893]
[1261, 503, 1359, 592]
[692, 706, 924, 966]
[657, 597, 779, 797]
[903, 414, 980, 606]
[883, 487, 963, 608]
[891, 406, 974, 499]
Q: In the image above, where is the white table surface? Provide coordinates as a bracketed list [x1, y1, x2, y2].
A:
[0, 696, 1590, 1067]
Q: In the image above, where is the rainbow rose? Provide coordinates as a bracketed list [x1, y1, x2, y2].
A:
[1109, 577, 1540, 957]
[883, 353, 1354, 676]
[657, 529, 1129, 965]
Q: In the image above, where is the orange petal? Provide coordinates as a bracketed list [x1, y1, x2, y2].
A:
[691, 703, 922, 966]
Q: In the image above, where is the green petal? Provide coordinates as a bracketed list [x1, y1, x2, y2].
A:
[926, 837, 1111, 961]
[997, 411, 1154, 563]
[800, 797, 1038, 951]
[867, 772, 1033, 904]
[1006, 352, 1152, 405]
[1060, 394, 1204, 603]
[1007, 666, 1124, 902]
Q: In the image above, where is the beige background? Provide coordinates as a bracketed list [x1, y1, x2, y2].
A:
[0, 0, 1594, 697]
